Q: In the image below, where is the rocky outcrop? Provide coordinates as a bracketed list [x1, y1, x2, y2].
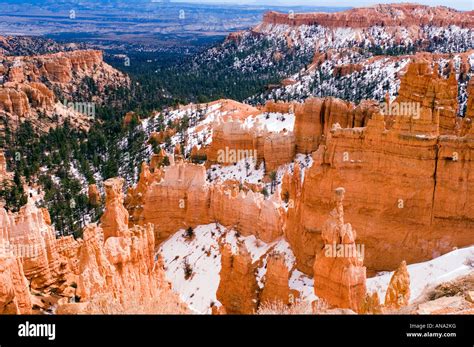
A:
[216, 244, 259, 314]
[360, 292, 382, 314]
[136, 161, 285, 244]
[0, 49, 129, 132]
[286, 104, 474, 275]
[0, 256, 31, 314]
[395, 59, 458, 135]
[384, 260, 410, 309]
[57, 180, 188, 314]
[263, 101, 295, 114]
[260, 4, 474, 29]
[313, 187, 366, 312]
[88, 184, 101, 207]
[259, 253, 290, 305]
[100, 178, 129, 240]
[0, 202, 71, 290]
[205, 114, 295, 172]
[263, 130, 295, 172]
[0, 219, 32, 314]
[0, 150, 11, 183]
[294, 97, 376, 154]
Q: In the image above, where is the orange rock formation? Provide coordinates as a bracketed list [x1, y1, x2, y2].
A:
[260, 4, 474, 29]
[286, 102, 474, 275]
[135, 161, 285, 244]
[216, 244, 259, 314]
[384, 260, 411, 309]
[313, 187, 366, 312]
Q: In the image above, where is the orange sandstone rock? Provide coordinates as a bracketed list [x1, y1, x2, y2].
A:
[313, 187, 366, 312]
[259, 253, 290, 305]
[384, 260, 410, 309]
[260, 4, 474, 29]
[100, 178, 129, 240]
[216, 244, 259, 314]
[88, 184, 101, 207]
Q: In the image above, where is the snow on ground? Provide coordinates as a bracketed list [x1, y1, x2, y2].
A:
[158, 224, 224, 314]
[243, 112, 295, 132]
[271, 153, 314, 195]
[367, 245, 474, 303]
[289, 270, 317, 303]
[158, 223, 314, 313]
[207, 157, 265, 184]
[69, 161, 88, 194]
[159, 224, 473, 313]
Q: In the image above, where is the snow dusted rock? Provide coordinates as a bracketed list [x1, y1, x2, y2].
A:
[384, 260, 411, 309]
[263, 100, 295, 114]
[205, 110, 296, 173]
[260, 4, 474, 29]
[360, 292, 382, 315]
[395, 58, 458, 135]
[416, 296, 472, 315]
[140, 162, 210, 242]
[313, 187, 366, 313]
[286, 99, 474, 274]
[133, 161, 285, 245]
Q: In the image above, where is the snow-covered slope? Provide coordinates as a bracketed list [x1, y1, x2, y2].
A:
[367, 246, 474, 303]
[158, 223, 315, 313]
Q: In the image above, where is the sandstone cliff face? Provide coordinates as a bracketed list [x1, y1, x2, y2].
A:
[205, 115, 295, 173]
[260, 4, 474, 29]
[286, 106, 474, 275]
[313, 188, 366, 312]
[395, 59, 458, 135]
[0, 217, 32, 315]
[88, 184, 101, 207]
[100, 178, 129, 240]
[294, 97, 376, 154]
[259, 253, 290, 306]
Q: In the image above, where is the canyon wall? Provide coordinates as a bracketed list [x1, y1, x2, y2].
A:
[0, 201, 73, 290]
[0, 208, 31, 314]
[294, 97, 376, 154]
[286, 109, 474, 275]
[395, 59, 458, 135]
[260, 4, 474, 29]
[0, 49, 129, 132]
